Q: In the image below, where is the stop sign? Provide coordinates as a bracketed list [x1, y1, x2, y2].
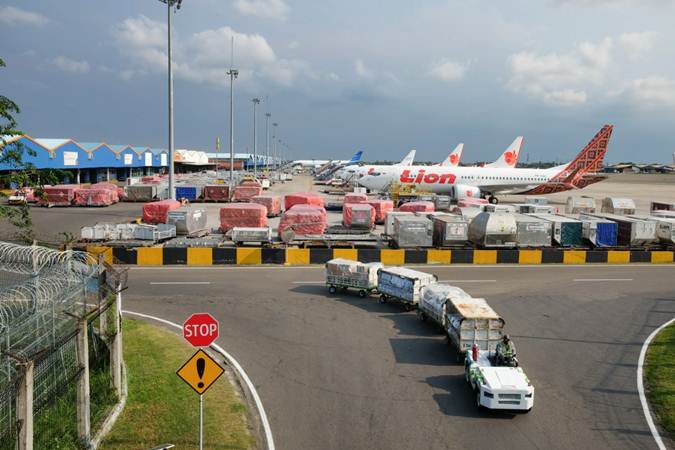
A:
[183, 313, 219, 347]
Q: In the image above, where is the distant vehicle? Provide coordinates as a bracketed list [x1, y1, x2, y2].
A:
[292, 150, 363, 169]
[358, 125, 613, 204]
[335, 149, 416, 182]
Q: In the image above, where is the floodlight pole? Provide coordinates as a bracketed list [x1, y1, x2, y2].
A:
[166, 0, 176, 199]
[252, 98, 260, 178]
[265, 113, 271, 170]
[272, 123, 278, 170]
[227, 68, 238, 186]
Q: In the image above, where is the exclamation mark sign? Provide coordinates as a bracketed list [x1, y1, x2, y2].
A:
[196, 358, 205, 389]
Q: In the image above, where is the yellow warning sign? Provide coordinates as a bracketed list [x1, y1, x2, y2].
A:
[176, 349, 225, 395]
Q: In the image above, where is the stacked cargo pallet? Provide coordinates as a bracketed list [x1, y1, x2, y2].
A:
[219, 203, 268, 232]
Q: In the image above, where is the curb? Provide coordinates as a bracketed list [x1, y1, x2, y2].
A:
[83, 246, 675, 266]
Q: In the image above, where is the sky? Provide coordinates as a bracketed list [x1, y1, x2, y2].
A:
[1, 0, 675, 163]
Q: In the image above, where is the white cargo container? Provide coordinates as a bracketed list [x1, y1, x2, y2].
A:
[392, 216, 433, 248]
[485, 204, 516, 213]
[167, 206, 208, 235]
[651, 201, 675, 212]
[432, 215, 469, 247]
[325, 258, 383, 297]
[628, 215, 675, 244]
[468, 212, 517, 247]
[377, 267, 437, 310]
[417, 284, 471, 330]
[230, 227, 273, 244]
[514, 204, 555, 214]
[514, 214, 552, 247]
[525, 196, 547, 205]
[384, 211, 413, 236]
[445, 296, 505, 358]
[585, 213, 657, 246]
[566, 196, 597, 214]
[601, 197, 636, 215]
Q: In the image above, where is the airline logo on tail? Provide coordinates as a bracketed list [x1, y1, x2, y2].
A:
[439, 143, 464, 167]
[485, 136, 523, 168]
[395, 149, 416, 166]
[348, 150, 363, 164]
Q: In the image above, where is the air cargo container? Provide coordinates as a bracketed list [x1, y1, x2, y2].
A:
[167, 206, 208, 235]
[432, 215, 469, 247]
[175, 185, 203, 202]
[628, 215, 675, 245]
[433, 195, 452, 211]
[601, 197, 636, 215]
[391, 216, 433, 248]
[445, 296, 505, 357]
[565, 196, 596, 214]
[579, 217, 618, 247]
[513, 214, 552, 247]
[468, 212, 517, 247]
[125, 184, 159, 202]
[230, 227, 273, 245]
[525, 196, 548, 205]
[514, 204, 554, 214]
[651, 201, 675, 213]
[325, 258, 383, 297]
[417, 284, 471, 330]
[485, 204, 516, 213]
[377, 267, 437, 310]
[585, 213, 657, 246]
[529, 213, 583, 247]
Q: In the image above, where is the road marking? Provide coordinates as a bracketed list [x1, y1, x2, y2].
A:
[437, 279, 497, 283]
[122, 310, 275, 450]
[573, 278, 633, 282]
[637, 317, 675, 450]
[149, 281, 211, 285]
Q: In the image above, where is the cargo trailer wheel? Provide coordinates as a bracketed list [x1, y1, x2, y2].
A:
[379, 295, 387, 304]
[328, 286, 337, 294]
[417, 311, 426, 322]
[358, 290, 367, 298]
[488, 196, 499, 205]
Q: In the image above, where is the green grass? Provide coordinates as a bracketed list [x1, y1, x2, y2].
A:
[645, 323, 675, 439]
[100, 319, 254, 450]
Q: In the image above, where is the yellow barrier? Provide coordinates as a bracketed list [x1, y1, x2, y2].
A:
[187, 248, 213, 266]
[607, 251, 630, 264]
[518, 250, 542, 265]
[473, 250, 497, 265]
[286, 248, 310, 265]
[237, 248, 262, 265]
[333, 249, 358, 261]
[563, 250, 586, 265]
[137, 247, 163, 266]
[380, 249, 405, 265]
[651, 251, 674, 264]
[426, 249, 451, 264]
[86, 246, 112, 265]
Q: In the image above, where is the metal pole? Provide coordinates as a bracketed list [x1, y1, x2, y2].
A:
[252, 98, 260, 178]
[199, 394, 203, 450]
[273, 123, 278, 170]
[228, 71, 235, 185]
[265, 113, 271, 171]
[167, 0, 175, 200]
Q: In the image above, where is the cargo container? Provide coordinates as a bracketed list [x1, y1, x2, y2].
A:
[367, 199, 394, 224]
[142, 199, 181, 224]
[377, 267, 437, 310]
[325, 258, 383, 297]
[230, 227, 273, 245]
[584, 213, 657, 246]
[125, 184, 159, 202]
[485, 204, 516, 213]
[451, 206, 483, 222]
[513, 214, 552, 247]
[251, 195, 282, 216]
[433, 195, 452, 212]
[628, 215, 675, 244]
[384, 211, 413, 236]
[468, 212, 517, 247]
[529, 213, 583, 247]
[417, 284, 471, 330]
[167, 206, 208, 235]
[134, 223, 177, 242]
[203, 185, 230, 202]
[514, 204, 555, 214]
[175, 185, 203, 202]
[433, 215, 469, 247]
[445, 296, 505, 357]
[651, 201, 675, 212]
[579, 217, 618, 247]
[220, 203, 268, 232]
[525, 196, 547, 205]
[601, 197, 636, 215]
[399, 201, 435, 213]
[566, 196, 596, 214]
[652, 210, 675, 219]
[391, 216, 433, 248]
[343, 204, 375, 229]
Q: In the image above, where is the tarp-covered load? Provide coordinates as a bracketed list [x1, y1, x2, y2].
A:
[278, 205, 327, 237]
[377, 266, 437, 306]
[142, 199, 181, 224]
[284, 192, 325, 210]
[457, 198, 488, 208]
[343, 192, 368, 205]
[74, 188, 116, 207]
[367, 199, 394, 224]
[39, 185, 81, 206]
[601, 197, 636, 215]
[219, 203, 268, 232]
[565, 196, 596, 214]
[141, 176, 162, 184]
[325, 258, 382, 290]
[91, 182, 123, 201]
[251, 195, 282, 216]
[233, 183, 263, 201]
[419, 284, 471, 328]
[399, 201, 435, 213]
[343, 204, 375, 229]
[203, 184, 230, 202]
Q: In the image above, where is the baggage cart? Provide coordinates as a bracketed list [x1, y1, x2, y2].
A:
[377, 267, 437, 310]
[445, 296, 505, 361]
[325, 258, 383, 297]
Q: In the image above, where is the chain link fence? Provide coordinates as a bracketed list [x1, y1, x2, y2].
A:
[0, 241, 126, 450]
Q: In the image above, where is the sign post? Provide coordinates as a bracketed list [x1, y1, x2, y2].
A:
[179, 314, 221, 450]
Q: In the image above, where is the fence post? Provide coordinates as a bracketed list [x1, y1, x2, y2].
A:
[17, 360, 34, 450]
[76, 318, 91, 447]
[98, 255, 108, 338]
[110, 284, 123, 399]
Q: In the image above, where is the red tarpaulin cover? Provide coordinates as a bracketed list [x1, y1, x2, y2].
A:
[219, 203, 268, 232]
[367, 199, 394, 223]
[39, 185, 81, 206]
[74, 189, 115, 206]
[141, 176, 162, 184]
[343, 193, 368, 205]
[399, 201, 435, 213]
[278, 205, 326, 237]
[251, 195, 281, 216]
[203, 185, 230, 202]
[91, 183, 122, 202]
[233, 185, 263, 201]
[284, 192, 325, 210]
[142, 199, 181, 224]
[343, 204, 375, 228]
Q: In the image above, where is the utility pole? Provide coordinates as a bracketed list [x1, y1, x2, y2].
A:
[272, 123, 278, 170]
[265, 113, 271, 171]
[252, 98, 260, 178]
[227, 38, 238, 186]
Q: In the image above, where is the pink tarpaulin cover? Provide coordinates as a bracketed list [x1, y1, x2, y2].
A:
[39, 185, 81, 206]
[278, 205, 326, 237]
[251, 195, 282, 216]
[343, 193, 368, 205]
[203, 185, 230, 202]
[141, 176, 162, 184]
[142, 199, 181, 224]
[399, 201, 435, 213]
[284, 192, 324, 211]
[343, 204, 375, 228]
[74, 189, 115, 206]
[233, 185, 263, 201]
[219, 203, 268, 232]
[367, 199, 394, 223]
[91, 183, 122, 202]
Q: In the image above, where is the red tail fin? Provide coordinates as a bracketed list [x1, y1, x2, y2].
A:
[562, 124, 613, 175]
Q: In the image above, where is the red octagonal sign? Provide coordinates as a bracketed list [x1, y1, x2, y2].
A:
[183, 313, 219, 347]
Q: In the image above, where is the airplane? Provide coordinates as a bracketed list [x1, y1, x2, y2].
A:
[336, 149, 417, 182]
[357, 125, 613, 204]
[437, 143, 464, 167]
[482, 137, 523, 168]
[292, 150, 363, 169]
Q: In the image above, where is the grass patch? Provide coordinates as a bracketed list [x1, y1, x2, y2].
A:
[101, 319, 254, 450]
[645, 322, 675, 439]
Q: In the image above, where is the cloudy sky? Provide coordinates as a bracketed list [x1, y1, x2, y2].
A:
[1, 0, 675, 163]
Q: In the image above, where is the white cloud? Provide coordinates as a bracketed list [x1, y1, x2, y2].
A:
[620, 76, 675, 108]
[506, 37, 613, 105]
[53, 56, 90, 74]
[0, 6, 50, 27]
[113, 15, 312, 87]
[354, 59, 375, 79]
[428, 59, 468, 82]
[619, 32, 657, 60]
[233, 0, 290, 20]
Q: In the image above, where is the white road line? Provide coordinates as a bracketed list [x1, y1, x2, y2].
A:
[122, 310, 275, 450]
[573, 278, 633, 282]
[437, 279, 497, 283]
[149, 281, 211, 285]
[637, 317, 675, 450]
